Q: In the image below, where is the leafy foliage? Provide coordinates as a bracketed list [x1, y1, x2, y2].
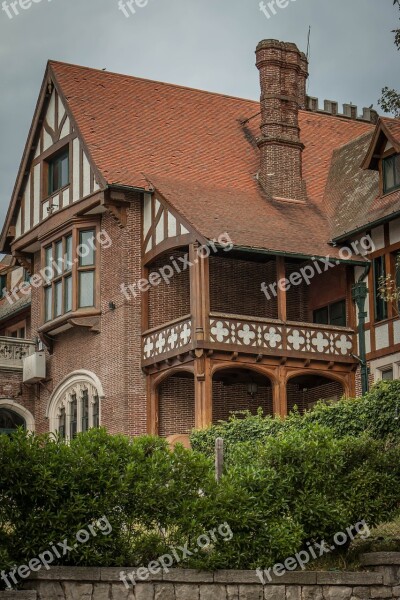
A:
[190, 380, 400, 456]
[379, 1, 400, 116]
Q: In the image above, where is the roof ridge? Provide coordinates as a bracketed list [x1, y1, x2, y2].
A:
[49, 60, 260, 106]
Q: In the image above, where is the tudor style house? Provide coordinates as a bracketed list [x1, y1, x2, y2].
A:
[0, 39, 399, 443]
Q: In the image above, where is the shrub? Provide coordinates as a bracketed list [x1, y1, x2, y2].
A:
[190, 380, 400, 456]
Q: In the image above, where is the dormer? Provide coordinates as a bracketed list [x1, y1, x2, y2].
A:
[361, 117, 400, 196]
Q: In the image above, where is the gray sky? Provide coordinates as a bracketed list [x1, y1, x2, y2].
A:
[0, 0, 398, 226]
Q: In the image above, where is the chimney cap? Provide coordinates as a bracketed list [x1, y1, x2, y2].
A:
[256, 39, 307, 61]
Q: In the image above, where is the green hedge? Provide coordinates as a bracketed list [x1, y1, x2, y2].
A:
[1, 419, 400, 576]
[190, 380, 400, 457]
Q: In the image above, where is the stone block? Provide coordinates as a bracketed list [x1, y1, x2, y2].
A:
[63, 582, 93, 600]
[352, 586, 372, 598]
[29, 581, 65, 599]
[199, 584, 227, 600]
[175, 584, 199, 600]
[154, 584, 175, 600]
[92, 583, 111, 600]
[264, 585, 285, 600]
[0, 593, 37, 600]
[134, 584, 155, 600]
[301, 586, 323, 600]
[163, 570, 213, 583]
[110, 584, 135, 600]
[369, 588, 393, 598]
[322, 587, 352, 600]
[286, 586, 301, 600]
[317, 573, 381, 586]
[227, 585, 239, 600]
[238, 585, 262, 599]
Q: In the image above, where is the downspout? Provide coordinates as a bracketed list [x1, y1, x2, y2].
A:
[351, 263, 371, 395]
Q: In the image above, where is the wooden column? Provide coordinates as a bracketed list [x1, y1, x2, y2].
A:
[194, 352, 212, 429]
[273, 367, 288, 418]
[189, 242, 212, 429]
[147, 375, 158, 435]
[189, 243, 210, 342]
[277, 256, 287, 322]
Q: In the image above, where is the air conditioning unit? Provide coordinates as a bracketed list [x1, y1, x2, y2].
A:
[23, 352, 46, 384]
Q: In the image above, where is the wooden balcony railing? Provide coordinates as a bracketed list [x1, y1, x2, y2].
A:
[209, 313, 355, 360]
[0, 337, 36, 370]
[143, 316, 192, 365]
[142, 313, 355, 365]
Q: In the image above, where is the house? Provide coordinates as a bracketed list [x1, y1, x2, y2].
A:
[0, 39, 399, 443]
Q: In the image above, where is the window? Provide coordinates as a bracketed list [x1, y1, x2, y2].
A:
[373, 256, 388, 322]
[383, 154, 400, 194]
[6, 323, 26, 339]
[0, 274, 6, 298]
[381, 368, 394, 381]
[48, 149, 69, 195]
[43, 228, 96, 323]
[0, 408, 25, 435]
[313, 300, 346, 327]
[50, 375, 102, 440]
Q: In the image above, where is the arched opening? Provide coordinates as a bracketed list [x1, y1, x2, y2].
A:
[158, 371, 195, 438]
[287, 373, 345, 414]
[0, 408, 26, 435]
[212, 367, 274, 423]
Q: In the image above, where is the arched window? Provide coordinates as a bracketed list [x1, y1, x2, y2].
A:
[0, 408, 25, 435]
[47, 371, 103, 439]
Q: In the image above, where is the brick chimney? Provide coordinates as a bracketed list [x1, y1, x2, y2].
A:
[256, 40, 308, 202]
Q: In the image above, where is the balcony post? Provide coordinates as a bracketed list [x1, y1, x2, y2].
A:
[194, 353, 212, 429]
[189, 243, 210, 342]
[276, 256, 287, 322]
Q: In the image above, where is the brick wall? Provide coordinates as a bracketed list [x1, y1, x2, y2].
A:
[212, 380, 273, 423]
[148, 250, 191, 330]
[158, 374, 195, 437]
[287, 380, 344, 414]
[11, 195, 148, 437]
[209, 256, 278, 319]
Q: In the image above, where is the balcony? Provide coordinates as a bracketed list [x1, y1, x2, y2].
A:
[142, 313, 355, 365]
[0, 337, 36, 370]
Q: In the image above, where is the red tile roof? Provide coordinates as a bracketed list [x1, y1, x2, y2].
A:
[43, 62, 394, 257]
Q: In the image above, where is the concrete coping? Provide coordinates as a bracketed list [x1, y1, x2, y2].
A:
[360, 552, 400, 566]
[24, 566, 383, 586]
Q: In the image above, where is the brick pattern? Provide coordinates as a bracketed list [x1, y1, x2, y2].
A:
[158, 375, 195, 437]
[212, 380, 273, 423]
[148, 250, 191, 330]
[210, 256, 278, 319]
[287, 380, 344, 414]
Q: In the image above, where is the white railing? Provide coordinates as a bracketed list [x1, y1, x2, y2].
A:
[143, 316, 192, 362]
[0, 337, 36, 370]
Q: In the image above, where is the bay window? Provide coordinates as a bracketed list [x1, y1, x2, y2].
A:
[42, 225, 97, 323]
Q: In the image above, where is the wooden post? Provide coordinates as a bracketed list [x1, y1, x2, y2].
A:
[215, 437, 224, 482]
[277, 256, 287, 322]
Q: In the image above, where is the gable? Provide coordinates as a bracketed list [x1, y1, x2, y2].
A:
[2, 70, 105, 251]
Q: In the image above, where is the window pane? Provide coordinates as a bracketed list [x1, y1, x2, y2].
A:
[395, 155, 400, 188]
[81, 390, 89, 433]
[60, 154, 69, 188]
[92, 395, 99, 428]
[45, 246, 53, 277]
[59, 407, 66, 439]
[54, 281, 62, 317]
[65, 275, 72, 313]
[79, 271, 95, 308]
[55, 241, 63, 274]
[330, 301, 346, 327]
[65, 235, 73, 272]
[314, 307, 329, 325]
[70, 395, 77, 438]
[382, 368, 394, 381]
[45, 286, 53, 322]
[384, 157, 395, 192]
[374, 256, 388, 321]
[79, 231, 95, 266]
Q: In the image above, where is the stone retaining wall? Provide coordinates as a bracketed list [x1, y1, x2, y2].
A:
[1, 553, 400, 600]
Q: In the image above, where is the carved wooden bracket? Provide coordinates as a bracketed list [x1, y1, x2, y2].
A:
[104, 203, 127, 228]
[14, 252, 33, 276]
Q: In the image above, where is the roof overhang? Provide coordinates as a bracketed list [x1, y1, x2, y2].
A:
[361, 118, 400, 171]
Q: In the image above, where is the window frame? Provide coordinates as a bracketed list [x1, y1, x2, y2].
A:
[313, 299, 347, 327]
[373, 255, 388, 323]
[41, 221, 99, 326]
[382, 153, 400, 195]
[46, 147, 70, 197]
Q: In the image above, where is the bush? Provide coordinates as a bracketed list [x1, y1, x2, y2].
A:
[1, 421, 400, 576]
[190, 380, 400, 456]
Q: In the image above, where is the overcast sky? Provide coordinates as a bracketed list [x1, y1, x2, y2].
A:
[0, 0, 398, 227]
